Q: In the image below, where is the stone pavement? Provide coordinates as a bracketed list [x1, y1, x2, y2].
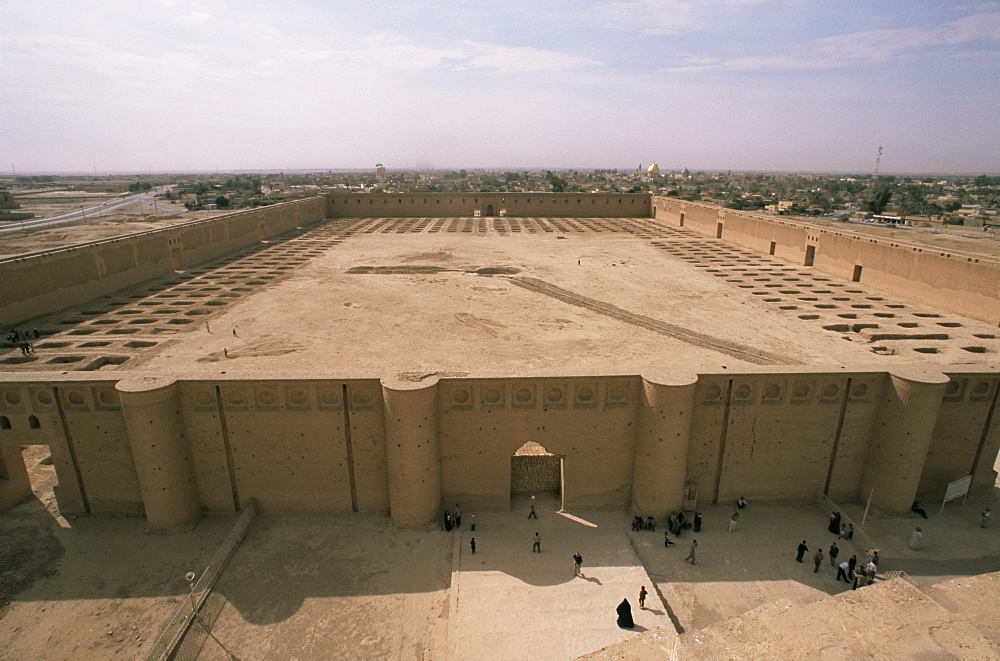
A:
[445, 496, 675, 660]
[631, 494, 1000, 634]
[443, 491, 1000, 660]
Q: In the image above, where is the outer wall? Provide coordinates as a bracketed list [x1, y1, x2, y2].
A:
[1, 369, 998, 520]
[653, 196, 1000, 326]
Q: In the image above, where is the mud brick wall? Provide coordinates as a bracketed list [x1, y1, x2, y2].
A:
[510, 455, 561, 494]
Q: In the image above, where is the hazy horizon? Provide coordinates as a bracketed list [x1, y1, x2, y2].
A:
[4, 166, 997, 179]
[3, 1, 999, 175]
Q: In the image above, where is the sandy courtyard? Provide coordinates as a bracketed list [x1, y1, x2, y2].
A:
[126, 222, 984, 377]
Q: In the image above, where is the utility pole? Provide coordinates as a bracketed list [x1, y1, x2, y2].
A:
[873, 145, 883, 181]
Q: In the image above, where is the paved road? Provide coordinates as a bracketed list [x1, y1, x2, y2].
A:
[0, 186, 183, 235]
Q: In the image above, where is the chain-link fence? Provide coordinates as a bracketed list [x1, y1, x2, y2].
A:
[144, 498, 256, 661]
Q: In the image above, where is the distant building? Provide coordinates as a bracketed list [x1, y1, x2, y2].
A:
[765, 200, 795, 213]
[375, 163, 387, 185]
[0, 190, 34, 222]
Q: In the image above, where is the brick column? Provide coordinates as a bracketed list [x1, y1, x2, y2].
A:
[117, 375, 200, 530]
[381, 376, 440, 527]
[631, 373, 698, 519]
[861, 367, 949, 514]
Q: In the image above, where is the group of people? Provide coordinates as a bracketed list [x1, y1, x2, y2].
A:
[835, 551, 878, 589]
[827, 511, 855, 540]
[654, 511, 704, 548]
[668, 511, 698, 536]
[804, 536, 881, 590]
[630, 515, 655, 532]
[7, 328, 39, 342]
[442, 503, 476, 533]
[7, 328, 39, 356]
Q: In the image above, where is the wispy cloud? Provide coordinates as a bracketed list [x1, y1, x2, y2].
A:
[665, 11, 1000, 72]
[457, 42, 600, 73]
[226, 33, 599, 78]
[594, 0, 774, 35]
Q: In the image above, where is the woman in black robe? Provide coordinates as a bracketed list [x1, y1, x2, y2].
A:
[828, 511, 841, 535]
[616, 598, 634, 628]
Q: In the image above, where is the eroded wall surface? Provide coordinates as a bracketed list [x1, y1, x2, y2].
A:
[1, 368, 996, 528]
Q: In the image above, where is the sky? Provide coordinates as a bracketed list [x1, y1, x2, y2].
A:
[2, 1, 999, 174]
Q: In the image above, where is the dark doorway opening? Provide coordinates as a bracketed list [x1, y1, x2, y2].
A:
[852, 265, 863, 282]
[485, 204, 495, 217]
[769, 241, 777, 256]
[804, 245, 816, 267]
[716, 222, 724, 239]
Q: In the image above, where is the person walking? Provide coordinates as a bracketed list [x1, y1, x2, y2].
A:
[454, 504, 462, 528]
[528, 505, 537, 519]
[664, 532, 674, 547]
[533, 532, 541, 553]
[848, 555, 857, 576]
[729, 510, 739, 533]
[470, 538, 476, 554]
[829, 542, 840, 568]
[573, 552, 583, 577]
[908, 527, 922, 550]
[685, 540, 698, 564]
[693, 512, 702, 533]
[813, 549, 824, 572]
[638, 586, 648, 609]
[796, 540, 809, 562]
[982, 508, 991, 528]
[836, 560, 851, 583]
[470, 514, 477, 532]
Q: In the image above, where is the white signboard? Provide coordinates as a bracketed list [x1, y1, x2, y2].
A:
[940, 475, 973, 513]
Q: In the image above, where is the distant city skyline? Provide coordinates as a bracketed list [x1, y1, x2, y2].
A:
[3, 1, 998, 174]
